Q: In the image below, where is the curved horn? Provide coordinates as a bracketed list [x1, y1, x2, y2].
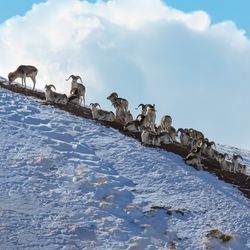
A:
[234, 154, 244, 161]
[136, 114, 142, 120]
[76, 76, 83, 83]
[65, 75, 75, 81]
[49, 84, 56, 90]
[135, 104, 145, 110]
[89, 103, 100, 108]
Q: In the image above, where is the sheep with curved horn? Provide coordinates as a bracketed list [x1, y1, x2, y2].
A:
[184, 147, 204, 170]
[188, 128, 204, 140]
[229, 154, 244, 173]
[89, 103, 115, 122]
[177, 128, 190, 146]
[203, 140, 217, 159]
[216, 153, 230, 171]
[107, 92, 128, 123]
[124, 114, 146, 132]
[136, 103, 155, 116]
[44, 84, 56, 102]
[44, 84, 68, 104]
[231, 154, 247, 174]
[144, 104, 156, 132]
[66, 74, 85, 105]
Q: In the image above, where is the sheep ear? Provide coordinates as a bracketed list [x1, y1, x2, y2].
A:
[236, 154, 244, 161]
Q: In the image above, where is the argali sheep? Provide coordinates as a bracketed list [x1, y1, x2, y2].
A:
[124, 114, 146, 132]
[8, 65, 38, 90]
[107, 92, 128, 122]
[141, 127, 158, 146]
[216, 153, 246, 174]
[184, 147, 204, 170]
[89, 103, 115, 122]
[140, 127, 172, 146]
[188, 128, 204, 140]
[216, 153, 230, 171]
[177, 128, 204, 149]
[44, 84, 68, 104]
[189, 138, 204, 152]
[115, 107, 131, 125]
[115, 106, 125, 123]
[160, 115, 172, 131]
[177, 128, 191, 146]
[202, 139, 216, 159]
[237, 164, 247, 175]
[154, 131, 172, 145]
[166, 126, 177, 142]
[156, 125, 177, 143]
[136, 103, 155, 116]
[229, 154, 244, 173]
[125, 110, 133, 124]
[66, 75, 86, 106]
[144, 105, 156, 132]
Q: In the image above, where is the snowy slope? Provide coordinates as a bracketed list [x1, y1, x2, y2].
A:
[0, 87, 250, 250]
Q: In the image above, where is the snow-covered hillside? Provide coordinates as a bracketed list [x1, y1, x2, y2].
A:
[0, 87, 249, 250]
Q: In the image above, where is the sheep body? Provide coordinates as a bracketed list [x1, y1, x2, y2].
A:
[8, 65, 38, 90]
[44, 84, 68, 104]
[90, 103, 115, 122]
[66, 75, 86, 105]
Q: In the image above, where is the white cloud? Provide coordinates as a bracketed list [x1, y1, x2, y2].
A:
[0, 0, 249, 149]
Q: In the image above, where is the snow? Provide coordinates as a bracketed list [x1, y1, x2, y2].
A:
[0, 87, 249, 250]
[0, 76, 7, 83]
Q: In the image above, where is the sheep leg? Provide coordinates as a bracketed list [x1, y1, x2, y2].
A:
[23, 73, 27, 88]
[31, 74, 36, 90]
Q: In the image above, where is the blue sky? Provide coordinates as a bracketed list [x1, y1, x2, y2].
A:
[0, 0, 45, 23]
[1, 0, 250, 36]
[166, 0, 250, 35]
[0, 0, 249, 150]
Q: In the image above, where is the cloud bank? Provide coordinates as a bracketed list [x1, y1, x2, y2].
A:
[0, 0, 249, 149]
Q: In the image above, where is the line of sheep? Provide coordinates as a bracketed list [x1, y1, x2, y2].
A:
[7, 65, 248, 175]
